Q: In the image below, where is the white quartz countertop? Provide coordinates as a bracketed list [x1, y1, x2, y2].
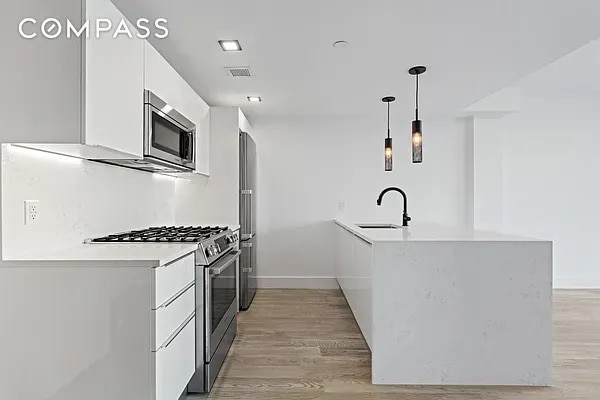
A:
[0, 243, 199, 268]
[335, 219, 548, 243]
[0, 222, 241, 268]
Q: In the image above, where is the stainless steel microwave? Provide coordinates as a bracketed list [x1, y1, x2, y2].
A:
[143, 89, 196, 171]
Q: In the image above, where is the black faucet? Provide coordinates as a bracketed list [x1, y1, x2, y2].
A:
[376, 187, 411, 227]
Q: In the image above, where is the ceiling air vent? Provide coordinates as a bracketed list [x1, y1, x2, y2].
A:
[225, 66, 252, 77]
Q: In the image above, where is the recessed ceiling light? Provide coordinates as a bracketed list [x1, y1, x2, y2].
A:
[247, 96, 262, 103]
[333, 40, 349, 49]
[218, 40, 242, 51]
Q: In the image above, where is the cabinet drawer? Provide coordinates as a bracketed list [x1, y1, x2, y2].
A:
[155, 314, 195, 400]
[154, 254, 195, 308]
[154, 283, 195, 351]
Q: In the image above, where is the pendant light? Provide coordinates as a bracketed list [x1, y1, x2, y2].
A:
[409, 66, 426, 163]
[382, 96, 396, 171]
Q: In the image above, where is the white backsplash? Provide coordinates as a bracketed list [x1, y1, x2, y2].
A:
[1, 145, 179, 258]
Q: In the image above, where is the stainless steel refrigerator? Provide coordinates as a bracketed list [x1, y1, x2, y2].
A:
[239, 131, 257, 310]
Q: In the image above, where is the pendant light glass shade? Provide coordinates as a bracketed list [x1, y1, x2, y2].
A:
[412, 119, 422, 163]
[408, 66, 426, 163]
[385, 137, 393, 171]
[382, 96, 395, 171]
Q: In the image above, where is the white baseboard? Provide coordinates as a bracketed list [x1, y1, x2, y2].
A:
[554, 276, 600, 289]
[257, 276, 338, 289]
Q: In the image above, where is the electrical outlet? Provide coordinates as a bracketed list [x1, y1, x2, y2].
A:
[24, 200, 40, 225]
[338, 200, 346, 211]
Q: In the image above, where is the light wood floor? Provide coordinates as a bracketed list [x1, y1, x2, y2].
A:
[190, 289, 600, 400]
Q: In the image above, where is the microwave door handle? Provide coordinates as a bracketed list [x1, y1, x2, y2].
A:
[179, 131, 188, 159]
[188, 131, 194, 160]
[180, 131, 194, 161]
[209, 250, 241, 276]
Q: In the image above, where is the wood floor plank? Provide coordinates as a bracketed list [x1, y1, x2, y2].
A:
[191, 288, 600, 400]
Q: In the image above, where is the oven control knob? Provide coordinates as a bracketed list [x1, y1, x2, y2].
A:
[205, 247, 213, 257]
[226, 235, 234, 244]
[215, 243, 221, 253]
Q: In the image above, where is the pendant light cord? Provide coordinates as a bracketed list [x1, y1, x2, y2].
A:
[415, 74, 419, 120]
[387, 101, 390, 138]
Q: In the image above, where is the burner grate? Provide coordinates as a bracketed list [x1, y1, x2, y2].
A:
[91, 226, 228, 243]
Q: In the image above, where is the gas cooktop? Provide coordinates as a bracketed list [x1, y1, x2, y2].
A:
[90, 226, 229, 243]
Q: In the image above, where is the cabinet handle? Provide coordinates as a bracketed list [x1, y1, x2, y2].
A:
[158, 253, 193, 268]
[355, 235, 371, 245]
[155, 281, 194, 310]
[158, 312, 194, 350]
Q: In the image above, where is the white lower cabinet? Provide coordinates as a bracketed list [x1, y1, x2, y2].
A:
[334, 224, 373, 349]
[154, 254, 195, 308]
[154, 283, 195, 350]
[0, 252, 199, 400]
[155, 315, 196, 400]
[152, 253, 197, 400]
[351, 235, 373, 347]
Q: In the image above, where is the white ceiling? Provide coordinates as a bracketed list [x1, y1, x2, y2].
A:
[516, 36, 600, 95]
[113, 0, 600, 122]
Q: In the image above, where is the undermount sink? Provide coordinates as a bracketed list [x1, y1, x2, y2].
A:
[357, 224, 402, 229]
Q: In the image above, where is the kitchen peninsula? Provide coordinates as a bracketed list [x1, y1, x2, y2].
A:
[334, 220, 553, 386]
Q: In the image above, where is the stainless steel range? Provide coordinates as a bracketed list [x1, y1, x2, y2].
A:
[90, 225, 240, 393]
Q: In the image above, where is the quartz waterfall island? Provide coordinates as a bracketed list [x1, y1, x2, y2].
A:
[334, 220, 553, 386]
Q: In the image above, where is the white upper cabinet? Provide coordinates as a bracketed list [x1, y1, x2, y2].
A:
[144, 42, 210, 175]
[194, 104, 210, 176]
[0, 0, 82, 144]
[13, 0, 144, 159]
[144, 42, 182, 110]
[11, 0, 210, 174]
[84, 0, 145, 157]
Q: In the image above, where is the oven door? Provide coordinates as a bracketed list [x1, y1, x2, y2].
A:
[205, 250, 240, 360]
[144, 92, 196, 170]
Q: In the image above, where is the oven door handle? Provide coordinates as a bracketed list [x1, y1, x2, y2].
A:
[209, 250, 241, 276]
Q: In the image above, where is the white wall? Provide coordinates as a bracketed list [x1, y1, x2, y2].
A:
[251, 116, 470, 287]
[498, 92, 600, 288]
[0, 106, 243, 260]
[0, 145, 177, 258]
[0, 94, 248, 257]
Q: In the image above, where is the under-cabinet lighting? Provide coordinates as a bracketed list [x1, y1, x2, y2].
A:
[152, 173, 178, 182]
[247, 96, 262, 103]
[6, 144, 82, 165]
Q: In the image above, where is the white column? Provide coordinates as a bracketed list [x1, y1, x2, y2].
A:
[463, 86, 521, 232]
[473, 117, 506, 232]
